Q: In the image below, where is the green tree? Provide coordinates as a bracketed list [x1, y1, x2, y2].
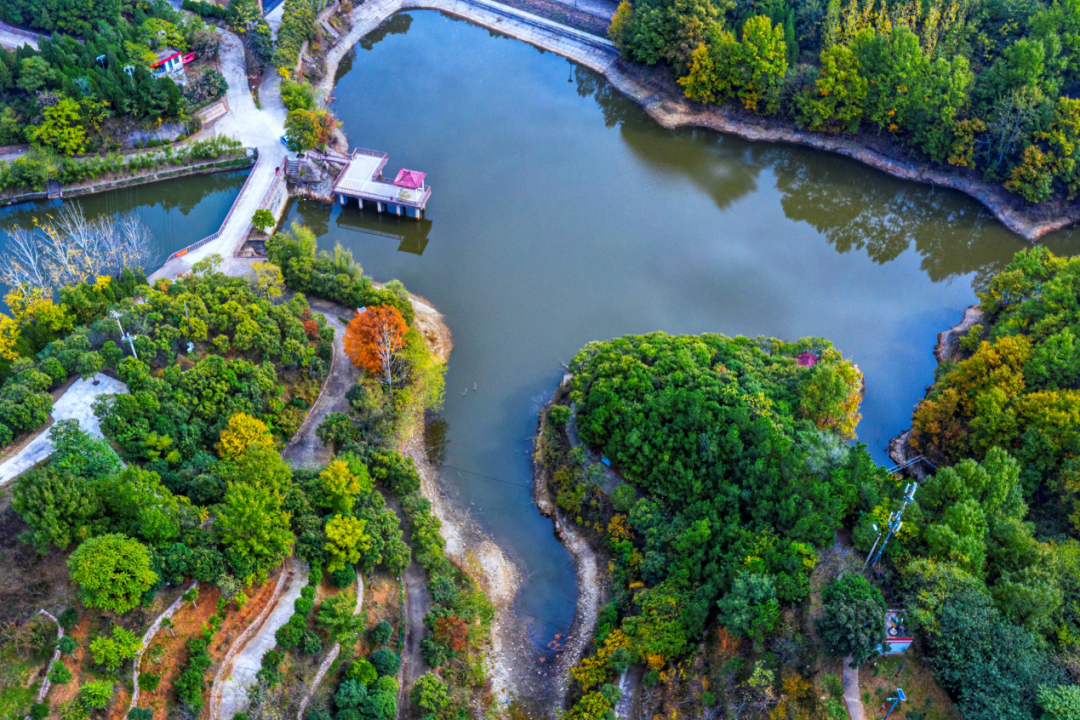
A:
[89, 626, 141, 672]
[12, 468, 103, 552]
[716, 572, 780, 645]
[29, 97, 87, 156]
[802, 44, 866, 133]
[47, 661, 72, 685]
[79, 680, 114, 708]
[217, 482, 294, 579]
[284, 109, 321, 152]
[816, 573, 886, 665]
[68, 534, 158, 614]
[735, 15, 788, 112]
[251, 209, 276, 234]
[316, 589, 363, 645]
[324, 514, 372, 573]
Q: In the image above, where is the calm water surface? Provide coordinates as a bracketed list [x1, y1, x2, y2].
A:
[291, 9, 1080, 645]
[0, 171, 248, 283]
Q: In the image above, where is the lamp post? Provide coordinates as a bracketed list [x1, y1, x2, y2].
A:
[883, 688, 906, 719]
[109, 310, 138, 360]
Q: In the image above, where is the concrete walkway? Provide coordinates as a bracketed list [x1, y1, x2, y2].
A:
[842, 657, 865, 720]
[0, 21, 40, 50]
[0, 373, 128, 485]
[216, 559, 308, 719]
[149, 27, 288, 282]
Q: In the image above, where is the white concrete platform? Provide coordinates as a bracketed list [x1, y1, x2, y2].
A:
[0, 373, 129, 485]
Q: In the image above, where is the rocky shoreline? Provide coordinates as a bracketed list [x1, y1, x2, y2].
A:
[532, 378, 607, 711]
[887, 303, 983, 472]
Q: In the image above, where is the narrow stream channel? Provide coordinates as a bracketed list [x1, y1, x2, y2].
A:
[283, 9, 1080, 646]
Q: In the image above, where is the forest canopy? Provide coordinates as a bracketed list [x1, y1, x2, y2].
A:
[613, 0, 1080, 203]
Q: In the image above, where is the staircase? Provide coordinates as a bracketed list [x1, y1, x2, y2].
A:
[46, 180, 62, 199]
[285, 158, 300, 178]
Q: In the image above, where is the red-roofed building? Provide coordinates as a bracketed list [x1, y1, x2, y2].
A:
[393, 169, 426, 190]
[151, 48, 186, 78]
[796, 351, 818, 368]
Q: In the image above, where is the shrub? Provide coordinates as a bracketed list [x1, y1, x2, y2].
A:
[295, 596, 315, 615]
[138, 672, 161, 692]
[47, 661, 72, 684]
[369, 649, 400, 677]
[369, 620, 392, 646]
[330, 564, 356, 589]
[30, 703, 49, 720]
[345, 657, 377, 687]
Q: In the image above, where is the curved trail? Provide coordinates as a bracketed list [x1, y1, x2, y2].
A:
[295, 574, 365, 720]
[129, 582, 199, 713]
[209, 560, 299, 720]
[24, 610, 62, 719]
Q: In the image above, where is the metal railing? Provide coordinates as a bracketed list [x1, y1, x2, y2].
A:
[164, 149, 261, 263]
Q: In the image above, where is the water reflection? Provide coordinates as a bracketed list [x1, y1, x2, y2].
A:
[313, 9, 1080, 648]
[0, 171, 247, 277]
[571, 62, 1031, 284]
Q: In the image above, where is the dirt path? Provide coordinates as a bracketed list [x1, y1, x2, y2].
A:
[129, 582, 199, 713]
[295, 573, 364, 720]
[283, 299, 358, 469]
[381, 495, 431, 720]
[211, 559, 304, 720]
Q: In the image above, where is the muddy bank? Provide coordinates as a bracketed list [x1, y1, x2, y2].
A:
[532, 379, 606, 711]
[887, 304, 983, 472]
[394, 292, 545, 707]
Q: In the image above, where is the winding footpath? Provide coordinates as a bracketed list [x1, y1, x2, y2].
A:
[129, 583, 199, 713]
[295, 574, 365, 720]
[24, 610, 62, 718]
[210, 559, 304, 720]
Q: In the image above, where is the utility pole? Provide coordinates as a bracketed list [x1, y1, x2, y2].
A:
[865, 481, 918, 569]
[883, 689, 906, 719]
[110, 310, 139, 360]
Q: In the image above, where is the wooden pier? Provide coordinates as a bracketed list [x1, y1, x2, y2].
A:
[331, 148, 431, 219]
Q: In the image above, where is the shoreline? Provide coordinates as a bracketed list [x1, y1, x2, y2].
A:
[317, 0, 1076, 242]
[887, 303, 983, 472]
[532, 380, 606, 711]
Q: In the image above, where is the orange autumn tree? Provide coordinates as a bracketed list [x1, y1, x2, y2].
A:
[343, 306, 409, 390]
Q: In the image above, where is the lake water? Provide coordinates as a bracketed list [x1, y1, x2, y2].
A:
[280, 9, 1080, 646]
[0, 171, 248, 294]
[8, 8, 1076, 649]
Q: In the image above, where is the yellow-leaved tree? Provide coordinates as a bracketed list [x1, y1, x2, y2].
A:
[0, 314, 19, 360]
[324, 514, 372, 573]
[217, 412, 275, 460]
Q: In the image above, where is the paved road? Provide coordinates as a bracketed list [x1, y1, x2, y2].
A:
[843, 656, 865, 720]
[0, 373, 128, 485]
[0, 21, 39, 50]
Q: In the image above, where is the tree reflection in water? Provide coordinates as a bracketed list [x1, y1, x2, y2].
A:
[572, 63, 1056, 291]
